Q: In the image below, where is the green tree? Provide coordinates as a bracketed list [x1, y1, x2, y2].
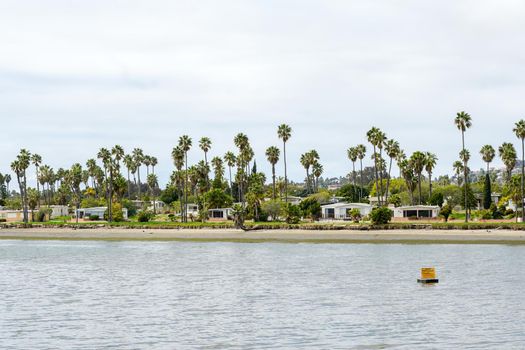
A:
[480, 145, 495, 209]
[513, 119, 525, 222]
[454, 111, 472, 222]
[356, 144, 366, 201]
[265, 146, 280, 199]
[425, 152, 437, 198]
[409, 151, 426, 205]
[277, 124, 292, 203]
[27, 187, 40, 222]
[31, 153, 42, 198]
[384, 139, 400, 204]
[499, 142, 517, 184]
[178, 135, 192, 222]
[147, 173, 159, 214]
[11, 149, 31, 223]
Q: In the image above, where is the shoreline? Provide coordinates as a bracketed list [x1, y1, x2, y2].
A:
[1, 227, 525, 244]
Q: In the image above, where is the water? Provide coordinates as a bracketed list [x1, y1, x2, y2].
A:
[0, 240, 524, 349]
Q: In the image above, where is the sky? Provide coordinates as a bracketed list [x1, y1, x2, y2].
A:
[1, 0, 525, 186]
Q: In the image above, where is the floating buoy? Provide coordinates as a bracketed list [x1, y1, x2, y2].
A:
[417, 267, 439, 284]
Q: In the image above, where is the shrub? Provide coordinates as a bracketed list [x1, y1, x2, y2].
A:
[349, 208, 361, 223]
[440, 204, 452, 222]
[36, 208, 52, 222]
[261, 200, 284, 221]
[104, 203, 125, 222]
[299, 198, 321, 221]
[284, 203, 302, 224]
[88, 214, 99, 221]
[168, 213, 177, 222]
[429, 192, 444, 207]
[0, 218, 6, 223]
[370, 207, 392, 225]
[137, 210, 155, 222]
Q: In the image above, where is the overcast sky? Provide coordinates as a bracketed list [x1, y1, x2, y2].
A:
[1, 0, 525, 185]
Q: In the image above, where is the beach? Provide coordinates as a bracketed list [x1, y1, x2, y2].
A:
[1, 227, 525, 244]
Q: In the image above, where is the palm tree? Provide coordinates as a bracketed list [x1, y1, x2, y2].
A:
[111, 145, 124, 168]
[454, 111, 472, 222]
[147, 173, 159, 215]
[376, 130, 387, 203]
[480, 145, 495, 173]
[11, 149, 31, 223]
[211, 156, 224, 186]
[300, 153, 310, 194]
[265, 146, 280, 199]
[312, 162, 323, 192]
[143, 155, 152, 177]
[178, 135, 192, 222]
[199, 137, 212, 164]
[453, 160, 464, 185]
[356, 144, 366, 201]
[513, 119, 525, 222]
[425, 152, 438, 198]
[150, 157, 158, 175]
[347, 147, 358, 200]
[399, 159, 417, 205]
[384, 139, 400, 204]
[499, 142, 517, 183]
[171, 146, 185, 220]
[367, 127, 382, 205]
[224, 151, 236, 197]
[31, 153, 42, 198]
[123, 154, 134, 198]
[277, 124, 292, 203]
[132, 148, 144, 199]
[4, 174, 11, 196]
[409, 151, 426, 205]
[97, 147, 111, 216]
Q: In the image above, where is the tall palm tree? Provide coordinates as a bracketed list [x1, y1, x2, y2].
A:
[480, 144, 495, 209]
[499, 142, 517, 184]
[277, 124, 292, 203]
[143, 155, 152, 177]
[453, 161, 464, 185]
[11, 149, 31, 223]
[150, 157, 158, 175]
[4, 174, 11, 196]
[171, 146, 185, 220]
[132, 148, 144, 199]
[300, 153, 310, 194]
[356, 144, 366, 201]
[123, 154, 134, 198]
[409, 151, 426, 205]
[211, 156, 224, 185]
[147, 173, 159, 214]
[224, 151, 236, 197]
[384, 139, 400, 204]
[454, 111, 472, 222]
[31, 153, 42, 198]
[111, 145, 124, 168]
[513, 119, 525, 222]
[178, 135, 192, 222]
[424, 152, 438, 198]
[367, 127, 382, 205]
[312, 161, 323, 192]
[265, 146, 280, 200]
[97, 148, 111, 215]
[376, 130, 387, 203]
[347, 147, 358, 200]
[480, 145, 495, 173]
[199, 137, 212, 164]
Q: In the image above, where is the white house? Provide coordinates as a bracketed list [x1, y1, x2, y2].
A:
[320, 202, 373, 220]
[393, 205, 440, 219]
[48, 205, 69, 218]
[185, 203, 199, 216]
[208, 208, 233, 220]
[75, 207, 128, 220]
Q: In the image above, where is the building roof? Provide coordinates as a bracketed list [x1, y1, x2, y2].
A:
[396, 205, 440, 210]
[321, 202, 372, 209]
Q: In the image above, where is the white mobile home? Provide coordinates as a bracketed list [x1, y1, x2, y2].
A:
[75, 207, 128, 220]
[320, 202, 373, 220]
[393, 205, 440, 219]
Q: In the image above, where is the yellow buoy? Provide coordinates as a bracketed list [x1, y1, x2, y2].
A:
[417, 267, 439, 283]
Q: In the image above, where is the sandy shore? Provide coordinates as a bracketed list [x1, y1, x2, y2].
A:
[1, 227, 525, 244]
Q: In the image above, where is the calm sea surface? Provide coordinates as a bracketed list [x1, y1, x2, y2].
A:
[0, 240, 524, 349]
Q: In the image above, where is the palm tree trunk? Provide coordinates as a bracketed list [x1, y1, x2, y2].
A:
[385, 157, 392, 205]
[184, 153, 188, 223]
[359, 159, 363, 202]
[372, 146, 379, 206]
[462, 131, 468, 222]
[272, 164, 276, 200]
[127, 169, 131, 198]
[137, 167, 141, 199]
[352, 161, 356, 202]
[418, 173, 422, 205]
[428, 171, 433, 198]
[379, 150, 384, 206]
[283, 141, 288, 203]
[228, 166, 233, 197]
[306, 168, 310, 194]
[520, 138, 525, 222]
